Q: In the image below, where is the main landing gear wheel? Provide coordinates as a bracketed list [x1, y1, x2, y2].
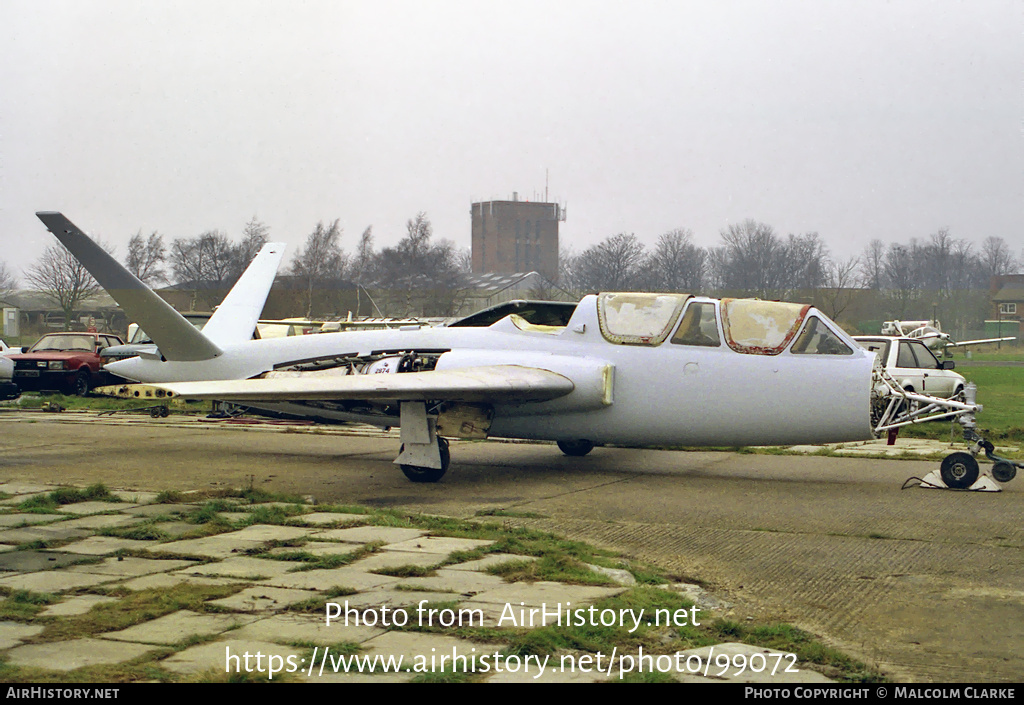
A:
[400, 437, 450, 483]
[940, 452, 980, 489]
[557, 439, 594, 457]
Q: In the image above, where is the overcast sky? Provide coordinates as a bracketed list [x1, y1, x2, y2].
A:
[1, 0, 1020, 280]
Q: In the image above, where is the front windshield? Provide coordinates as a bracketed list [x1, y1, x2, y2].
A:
[30, 335, 95, 352]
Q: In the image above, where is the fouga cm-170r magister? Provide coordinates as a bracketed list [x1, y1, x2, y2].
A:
[36, 212, 1021, 487]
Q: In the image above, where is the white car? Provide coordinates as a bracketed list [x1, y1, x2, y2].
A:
[854, 336, 966, 399]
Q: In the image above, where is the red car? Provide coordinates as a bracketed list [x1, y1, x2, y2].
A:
[8, 332, 125, 396]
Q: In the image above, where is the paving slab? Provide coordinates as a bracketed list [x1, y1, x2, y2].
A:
[267, 541, 362, 558]
[0, 513, 64, 527]
[287, 512, 368, 526]
[55, 514, 145, 530]
[351, 551, 448, 572]
[487, 665, 609, 683]
[0, 569, 117, 593]
[265, 567, 400, 592]
[0, 525, 92, 545]
[144, 534, 267, 559]
[150, 521, 201, 538]
[116, 572, 242, 592]
[57, 501, 138, 516]
[207, 586, 317, 613]
[381, 536, 494, 555]
[175, 556, 297, 580]
[160, 638, 304, 677]
[392, 569, 508, 595]
[311, 526, 427, 545]
[0, 550, 90, 573]
[224, 524, 314, 542]
[66, 556, 197, 578]
[672, 643, 834, 683]
[123, 503, 201, 517]
[5, 637, 156, 672]
[102, 609, 255, 645]
[0, 621, 46, 649]
[39, 594, 119, 617]
[231, 612, 385, 645]
[52, 535, 157, 555]
[339, 589, 462, 611]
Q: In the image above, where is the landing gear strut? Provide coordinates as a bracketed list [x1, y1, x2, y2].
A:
[400, 437, 450, 483]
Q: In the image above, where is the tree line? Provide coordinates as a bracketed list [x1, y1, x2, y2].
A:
[561, 221, 1020, 328]
[3, 215, 1019, 329]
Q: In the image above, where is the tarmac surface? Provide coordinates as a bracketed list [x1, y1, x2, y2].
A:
[1, 408, 1022, 682]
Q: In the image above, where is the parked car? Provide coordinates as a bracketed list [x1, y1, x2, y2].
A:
[6, 332, 125, 396]
[853, 336, 965, 398]
[0, 354, 18, 399]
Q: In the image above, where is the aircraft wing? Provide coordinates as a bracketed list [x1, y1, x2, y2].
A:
[946, 336, 1017, 348]
[97, 365, 575, 404]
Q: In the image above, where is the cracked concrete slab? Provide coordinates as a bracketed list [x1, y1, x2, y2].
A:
[159, 638, 303, 676]
[102, 609, 254, 645]
[265, 567, 400, 592]
[65, 556, 196, 578]
[51, 535, 158, 555]
[231, 612, 385, 645]
[312, 526, 427, 545]
[5, 637, 156, 672]
[39, 594, 119, 617]
[207, 586, 317, 613]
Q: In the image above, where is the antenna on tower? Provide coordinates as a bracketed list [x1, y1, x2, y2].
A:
[545, 168, 549, 202]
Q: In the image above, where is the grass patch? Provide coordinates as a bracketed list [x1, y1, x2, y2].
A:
[18, 483, 119, 511]
[0, 590, 59, 620]
[33, 583, 245, 643]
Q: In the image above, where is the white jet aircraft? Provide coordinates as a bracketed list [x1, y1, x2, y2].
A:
[36, 212, 1019, 488]
[881, 320, 1016, 354]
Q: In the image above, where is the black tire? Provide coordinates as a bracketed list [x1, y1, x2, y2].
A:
[557, 439, 594, 457]
[940, 452, 980, 489]
[992, 461, 1017, 484]
[400, 437, 450, 483]
[72, 370, 90, 397]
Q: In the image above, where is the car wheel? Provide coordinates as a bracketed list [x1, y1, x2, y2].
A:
[72, 370, 90, 397]
[940, 452, 979, 489]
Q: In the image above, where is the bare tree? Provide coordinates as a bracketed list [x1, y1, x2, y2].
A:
[859, 239, 886, 290]
[819, 255, 860, 321]
[231, 216, 270, 280]
[373, 213, 469, 316]
[170, 230, 238, 288]
[647, 228, 706, 292]
[714, 220, 791, 298]
[566, 233, 648, 294]
[124, 230, 166, 286]
[980, 236, 1018, 282]
[25, 245, 103, 330]
[0, 261, 17, 306]
[289, 220, 346, 318]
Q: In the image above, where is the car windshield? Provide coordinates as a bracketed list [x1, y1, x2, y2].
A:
[29, 335, 96, 352]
